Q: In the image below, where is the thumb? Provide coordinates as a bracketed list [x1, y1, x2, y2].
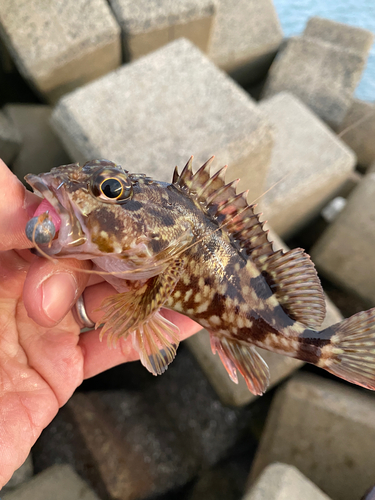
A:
[0, 158, 40, 250]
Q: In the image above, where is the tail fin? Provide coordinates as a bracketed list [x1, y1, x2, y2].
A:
[321, 308, 375, 390]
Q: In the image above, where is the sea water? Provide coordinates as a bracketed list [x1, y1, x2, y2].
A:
[273, 0, 375, 102]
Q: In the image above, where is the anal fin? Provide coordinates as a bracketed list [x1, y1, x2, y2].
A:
[209, 332, 270, 395]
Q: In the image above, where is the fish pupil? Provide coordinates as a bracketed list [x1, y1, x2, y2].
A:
[101, 178, 123, 198]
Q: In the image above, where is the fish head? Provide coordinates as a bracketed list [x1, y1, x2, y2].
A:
[25, 159, 196, 278]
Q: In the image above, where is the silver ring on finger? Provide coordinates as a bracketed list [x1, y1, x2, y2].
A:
[74, 294, 95, 328]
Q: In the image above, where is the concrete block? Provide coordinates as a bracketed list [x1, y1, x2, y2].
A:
[209, 0, 283, 85]
[52, 38, 274, 203]
[336, 99, 375, 170]
[0, 109, 21, 164]
[311, 172, 375, 306]
[2, 464, 99, 500]
[185, 229, 343, 406]
[250, 373, 375, 500]
[303, 17, 374, 55]
[244, 463, 332, 500]
[1, 455, 33, 494]
[258, 92, 355, 237]
[3, 104, 70, 180]
[262, 36, 367, 127]
[0, 0, 121, 103]
[33, 348, 252, 499]
[108, 0, 215, 60]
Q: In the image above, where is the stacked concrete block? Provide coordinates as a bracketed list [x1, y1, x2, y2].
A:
[244, 463, 332, 500]
[4, 105, 70, 180]
[262, 17, 374, 127]
[0, 109, 21, 164]
[311, 173, 375, 306]
[108, 0, 215, 61]
[186, 228, 343, 406]
[2, 464, 99, 500]
[209, 0, 283, 85]
[33, 348, 252, 499]
[51, 38, 274, 203]
[336, 99, 375, 170]
[250, 373, 375, 500]
[258, 92, 355, 237]
[0, 0, 121, 103]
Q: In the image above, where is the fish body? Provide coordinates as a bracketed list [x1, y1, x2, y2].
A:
[25, 158, 375, 395]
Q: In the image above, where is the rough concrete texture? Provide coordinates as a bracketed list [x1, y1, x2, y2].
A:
[0, 0, 121, 103]
[109, 0, 215, 59]
[186, 228, 343, 406]
[311, 172, 375, 306]
[1, 455, 33, 494]
[32, 348, 253, 500]
[304, 16, 374, 55]
[244, 463, 332, 500]
[0, 109, 21, 164]
[2, 464, 99, 500]
[209, 0, 283, 85]
[336, 99, 375, 170]
[52, 38, 274, 204]
[262, 36, 367, 127]
[250, 373, 375, 500]
[258, 92, 355, 237]
[4, 104, 70, 180]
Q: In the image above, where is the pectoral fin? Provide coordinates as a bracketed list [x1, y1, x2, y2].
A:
[210, 333, 270, 395]
[98, 260, 184, 375]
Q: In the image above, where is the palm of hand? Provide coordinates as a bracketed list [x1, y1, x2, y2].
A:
[0, 250, 83, 486]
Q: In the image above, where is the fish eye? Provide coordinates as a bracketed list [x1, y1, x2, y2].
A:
[100, 178, 124, 199]
[90, 169, 133, 204]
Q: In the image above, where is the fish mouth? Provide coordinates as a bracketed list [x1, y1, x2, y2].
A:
[25, 173, 87, 255]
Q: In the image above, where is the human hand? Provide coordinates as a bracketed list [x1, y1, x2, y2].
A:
[0, 159, 201, 487]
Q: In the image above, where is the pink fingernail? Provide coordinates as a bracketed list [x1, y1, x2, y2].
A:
[42, 273, 78, 323]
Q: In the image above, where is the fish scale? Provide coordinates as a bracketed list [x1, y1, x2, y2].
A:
[25, 157, 375, 396]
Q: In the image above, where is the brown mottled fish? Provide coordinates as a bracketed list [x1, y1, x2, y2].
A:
[25, 158, 375, 395]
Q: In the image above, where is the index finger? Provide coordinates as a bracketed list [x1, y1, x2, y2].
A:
[0, 158, 41, 250]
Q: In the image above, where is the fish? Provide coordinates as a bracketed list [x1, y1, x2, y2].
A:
[24, 157, 375, 395]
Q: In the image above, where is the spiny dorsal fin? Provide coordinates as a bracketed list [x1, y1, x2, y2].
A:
[173, 159, 326, 328]
[259, 248, 326, 329]
[172, 157, 274, 261]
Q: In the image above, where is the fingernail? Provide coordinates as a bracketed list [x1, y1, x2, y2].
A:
[42, 273, 78, 323]
[23, 188, 40, 217]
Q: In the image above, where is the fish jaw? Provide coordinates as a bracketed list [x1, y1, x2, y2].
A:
[25, 171, 89, 255]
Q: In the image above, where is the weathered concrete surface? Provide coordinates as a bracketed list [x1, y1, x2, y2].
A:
[244, 463, 332, 500]
[185, 229, 343, 407]
[262, 32, 370, 127]
[258, 92, 355, 237]
[109, 0, 215, 60]
[52, 38, 274, 204]
[311, 172, 375, 306]
[0, 109, 21, 164]
[4, 104, 70, 180]
[303, 16, 374, 54]
[209, 0, 283, 85]
[336, 99, 375, 170]
[250, 373, 375, 500]
[2, 464, 99, 500]
[32, 348, 253, 500]
[0, 0, 121, 103]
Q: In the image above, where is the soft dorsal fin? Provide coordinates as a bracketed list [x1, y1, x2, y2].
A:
[173, 158, 327, 328]
[258, 248, 326, 328]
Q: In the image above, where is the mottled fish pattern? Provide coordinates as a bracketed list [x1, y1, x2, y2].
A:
[25, 158, 375, 395]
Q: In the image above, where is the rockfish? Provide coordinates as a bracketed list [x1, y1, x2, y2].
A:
[25, 158, 375, 395]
